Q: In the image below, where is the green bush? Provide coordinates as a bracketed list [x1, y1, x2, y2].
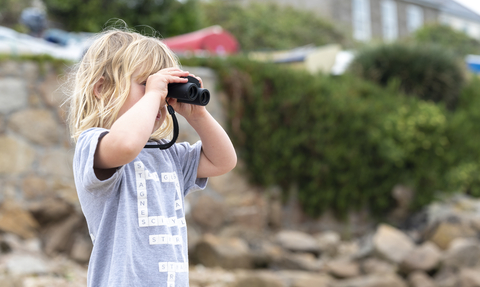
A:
[200, 1, 347, 51]
[349, 43, 465, 109]
[413, 24, 480, 57]
[445, 78, 480, 196]
[182, 56, 459, 217]
[43, 0, 203, 35]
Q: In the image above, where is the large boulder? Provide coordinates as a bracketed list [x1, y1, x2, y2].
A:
[407, 271, 436, 287]
[192, 233, 252, 269]
[373, 224, 415, 264]
[458, 268, 480, 287]
[401, 241, 441, 272]
[326, 258, 360, 278]
[427, 219, 476, 250]
[361, 258, 397, 275]
[442, 238, 480, 268]
[275, 230, 319, 254]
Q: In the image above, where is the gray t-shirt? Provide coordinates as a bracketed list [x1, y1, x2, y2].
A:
[73, 127, 207, 287]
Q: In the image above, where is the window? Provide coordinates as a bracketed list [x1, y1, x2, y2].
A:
[406, 4, 423, 33]
[352, 0, 372, 41]
[381, 0, 398, 41]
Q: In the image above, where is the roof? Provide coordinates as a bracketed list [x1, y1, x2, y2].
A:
[438, 0, 480, 22]
[162, 26, 239, 56]
[406, 0, 480, 22]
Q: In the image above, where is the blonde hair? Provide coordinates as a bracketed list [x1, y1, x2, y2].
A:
[67, 27, 179, 142]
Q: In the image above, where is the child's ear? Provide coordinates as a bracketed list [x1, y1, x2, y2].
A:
[93, 77, 105, 98]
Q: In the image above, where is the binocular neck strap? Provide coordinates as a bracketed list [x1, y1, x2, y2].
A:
[144, 102, 179, 150]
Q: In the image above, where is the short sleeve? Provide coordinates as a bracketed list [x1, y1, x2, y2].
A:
[73, 128, 124, 196]
[173, 141, 207, 196]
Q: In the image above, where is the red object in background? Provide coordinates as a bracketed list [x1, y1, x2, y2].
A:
[162, 26, 239, 55]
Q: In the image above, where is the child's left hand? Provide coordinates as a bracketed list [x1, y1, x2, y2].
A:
[166, 74, 208, 120]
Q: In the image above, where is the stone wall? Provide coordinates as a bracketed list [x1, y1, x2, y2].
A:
[0, 60, 88, 261]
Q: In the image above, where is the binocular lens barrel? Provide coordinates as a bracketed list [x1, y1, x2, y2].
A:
[197, 89, 210, 106]
[167, 76, 210, 106]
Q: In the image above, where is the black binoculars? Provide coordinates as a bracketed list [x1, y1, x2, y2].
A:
[167, 76, 210, 106]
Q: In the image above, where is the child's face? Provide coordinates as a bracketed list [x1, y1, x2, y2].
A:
[117, 69, 167, 132]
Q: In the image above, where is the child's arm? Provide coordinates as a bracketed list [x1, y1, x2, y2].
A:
[168, 76, 237, 178]
[187, 109, 237, 178]
[94, 68, 189, 171]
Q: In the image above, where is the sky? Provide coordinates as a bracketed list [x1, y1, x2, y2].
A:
[454, 0, 480, 15]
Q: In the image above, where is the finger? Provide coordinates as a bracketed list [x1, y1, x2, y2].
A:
[167, 75, 189, 83]
[190, 73, 203, 88]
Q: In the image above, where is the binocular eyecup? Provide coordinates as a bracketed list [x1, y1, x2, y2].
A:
[167, 76, 210, 106]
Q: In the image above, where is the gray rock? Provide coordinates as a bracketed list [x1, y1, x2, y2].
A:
[249, 239, 283, 269]
[434, 267, 460, 287]
[275, 230, 319, 254]
[459, 268, 480, 287]
[401, 241, 441, 272]
[0, 78, 28, 114]
[0, 135, 35, 174]
[274, 252, 323, 272]
[315, 230, 341, 257]
[407, 271, 436, 287]
[361, 258, 397, 275]
[373, 224, 415, 263]
[277, 270, 335, 287]
[8, 109, 60, 146]
[326, 259, 360, 278]
[427, 219, 476, 250]
[70, 235, 93, 264]
[192, 233, 252, 269]
[190, 194, 226, 231]
[442, 237, 480, 268]
[6, 254, 48, 276]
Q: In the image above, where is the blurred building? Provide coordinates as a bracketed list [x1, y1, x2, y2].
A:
[237, 0, 480, 42]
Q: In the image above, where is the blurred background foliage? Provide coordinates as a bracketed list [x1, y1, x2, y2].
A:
[348, 43, 465, 109]
[0, 0, 32, 30]
[200, 0, 347, 51]
[2, 0, 480, 219]
[181, 55, 480, 217]
[41, 0, 203, 37]
[413, 23, 480, 58]
[2, 0, 347, 51]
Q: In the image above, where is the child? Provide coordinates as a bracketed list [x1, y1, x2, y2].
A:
[67, 28, 237, 287]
